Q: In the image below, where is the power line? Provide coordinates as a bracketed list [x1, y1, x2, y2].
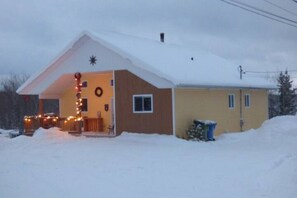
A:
[244, 75, 271, 79]
[244, 73, 297, 79]
[227, 0, 297, 24]
[220, 0, 297, 28]
[262, 0, 297, 17]
[242, 68, 297, 79]
[245, 69, 297, 74]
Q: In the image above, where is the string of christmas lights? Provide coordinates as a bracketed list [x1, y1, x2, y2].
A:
[74, 72, 83, 122]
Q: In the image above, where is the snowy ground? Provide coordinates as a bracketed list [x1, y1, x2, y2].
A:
[0, 116, 297, 198]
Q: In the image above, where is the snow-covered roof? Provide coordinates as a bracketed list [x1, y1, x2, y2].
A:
[17, 30, 275, 97]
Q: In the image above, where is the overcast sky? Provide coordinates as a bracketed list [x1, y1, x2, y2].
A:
[0, 0, 297, 83]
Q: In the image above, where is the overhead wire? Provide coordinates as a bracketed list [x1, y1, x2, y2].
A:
[226, 0, 297, 24]
[262, 0, 297, 18]
[243, 69, 297, 80]
[244, 73, 297, 80]
[220, 0, 297, 28]
[218, 1, 297, 81]
[244, 74, 271, 78]
[245, 69, 297, 74]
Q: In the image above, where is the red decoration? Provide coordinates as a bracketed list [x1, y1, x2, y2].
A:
[75, 72, 82, 120]
[74, 72, 82, 80]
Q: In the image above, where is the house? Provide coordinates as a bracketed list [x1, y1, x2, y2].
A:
[17, 31, 274, 138]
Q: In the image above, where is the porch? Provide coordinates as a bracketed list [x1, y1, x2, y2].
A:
[23, 115, 115, 137]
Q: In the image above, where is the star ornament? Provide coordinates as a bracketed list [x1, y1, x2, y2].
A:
[89, 55, 97, 66]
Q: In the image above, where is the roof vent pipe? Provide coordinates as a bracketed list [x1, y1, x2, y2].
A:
[160, 33, 165, 43]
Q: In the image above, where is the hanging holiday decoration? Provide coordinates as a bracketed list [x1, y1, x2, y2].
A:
[74, 72, 83, 122]
[104, 104, 109, 112]
[94, 86, 103, 97]
[89, 55, 97, 66]
[74, 72, 82, 79]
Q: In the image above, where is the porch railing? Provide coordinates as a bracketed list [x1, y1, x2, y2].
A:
[24, 115, 105, 135]
[24, 115, 60, 135]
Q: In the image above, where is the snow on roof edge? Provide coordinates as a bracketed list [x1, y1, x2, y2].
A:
[17, 31, 90, 94]
[177, 83, 277, 89]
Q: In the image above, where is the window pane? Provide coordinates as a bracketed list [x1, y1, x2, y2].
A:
[229, 95, 234, 108]
[232, 96, 234, 107]
[134, 97, 143, 111]
[82, 98, 88, 112]
[143, 97, 152, 111]
[245, 95, 250, 107]
[81, 81, 87, 88]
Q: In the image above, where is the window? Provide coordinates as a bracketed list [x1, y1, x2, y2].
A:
[245, 94, 250, 108]
[228, 94, 235, 109]
[81, 98, 88, 112]
[81, 81, 87, 88]
[133, 94, 153, 113]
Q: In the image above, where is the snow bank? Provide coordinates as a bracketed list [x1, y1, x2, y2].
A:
[259, 115, 297, 135]
[0, 129, 10, 138]
[0, 129, 19, 139]
[0, 116, 296, 198]
[33, 127, 74, 139]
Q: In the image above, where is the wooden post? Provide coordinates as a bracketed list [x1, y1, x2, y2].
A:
[74, 72, 82, 133]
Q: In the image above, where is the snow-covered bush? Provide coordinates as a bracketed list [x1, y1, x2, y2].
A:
[186, 121, 208, 141]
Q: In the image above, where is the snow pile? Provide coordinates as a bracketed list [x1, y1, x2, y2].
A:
[0, 116, 297, 198]
[0, 129, 19, 139]
[0, 129, 10, 138]
[33, 127, 75, 139]
[259, 115, 297, 136]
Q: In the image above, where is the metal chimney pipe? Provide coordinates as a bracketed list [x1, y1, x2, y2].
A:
[160, 33, 165, 43]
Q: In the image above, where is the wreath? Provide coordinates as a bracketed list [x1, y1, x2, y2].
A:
[94, 87, 103, 97]
[74, 72, 81, 79]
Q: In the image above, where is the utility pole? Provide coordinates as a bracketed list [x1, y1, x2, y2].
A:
[239, 65, 243, 80]
[238, 65, 244, 131]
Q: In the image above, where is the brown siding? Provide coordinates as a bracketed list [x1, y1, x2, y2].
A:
[115, 70, 173, 135]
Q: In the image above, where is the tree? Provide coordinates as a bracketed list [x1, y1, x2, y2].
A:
[0, 74, 38, 130]
[268, 90, 279, 118]
[277, 70, 297, 115]
[0, 73, 60, 131]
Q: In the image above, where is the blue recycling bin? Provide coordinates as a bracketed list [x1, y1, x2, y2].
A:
[206, 122, 217, 141]
[193, 120, 217, 141]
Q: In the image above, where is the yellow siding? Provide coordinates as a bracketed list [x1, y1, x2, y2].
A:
[242, 89, 269, 131]
[60, 72, 114, 132]
[174, 88, 268, 139]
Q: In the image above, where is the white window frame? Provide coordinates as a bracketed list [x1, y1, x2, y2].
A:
[133, 94, 153, 113]
[228, 94, 235, 109]
[244, 94, 250, 108]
